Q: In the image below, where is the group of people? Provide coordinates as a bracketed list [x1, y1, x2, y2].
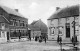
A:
[35, 35, 47, 43]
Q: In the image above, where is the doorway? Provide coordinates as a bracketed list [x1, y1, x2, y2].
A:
[66, 23, 70, 38]
[7, 32, 9, 40]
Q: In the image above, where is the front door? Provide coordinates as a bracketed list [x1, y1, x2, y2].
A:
[7, 32, 9, 40]
[66, 23, 70, 38]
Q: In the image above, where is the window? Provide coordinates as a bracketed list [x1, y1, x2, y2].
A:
[20, 23, 23, 26]
[51, 28, 54, 34]
[26, 24, 28, 27]
[22, 21, 25, 27]
[19, 21, 23, 27]
[13, 19, 16, 26]
[1, 23, 5, 26]
[1, 31, 5, 37]
[18, 20, 20, 26]
[58, 27, 63, 35]
[10, 21, 13, 25]
[10, 19, 16, 26]
[50, 27, 55, 35]
[59, 29, 62, 34]
[1, 23, 5, 30]
[75, 21, 79, 36]
[23, 23, 25, 27]
[75, 25, 79, 36]
[16, 29, 18, 32]
[15, 21, 18, 26]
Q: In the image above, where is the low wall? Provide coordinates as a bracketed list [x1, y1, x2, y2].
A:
[0, 38, 7, 43]
[20, 36, 28, 41]
[10, 36, 28, 42]
[10, 37, 19, 42]
[48, 36, 57, 41]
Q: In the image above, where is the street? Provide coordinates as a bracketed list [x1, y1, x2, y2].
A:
[0, 40, 72, 51]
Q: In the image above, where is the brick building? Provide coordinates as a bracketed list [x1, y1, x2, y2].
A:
[0, 5, 28, 43]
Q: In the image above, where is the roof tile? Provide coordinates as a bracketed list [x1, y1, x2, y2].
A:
[48, 5, 79, 20]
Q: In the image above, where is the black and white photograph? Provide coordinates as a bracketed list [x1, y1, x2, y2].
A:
[0, 0, 80, 51]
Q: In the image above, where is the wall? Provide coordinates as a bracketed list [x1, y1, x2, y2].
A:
[48, 19, 58, 40]
[9, 15, 28, 38]
[58, 18, 66, 40]
[0, 23, 8, 43]
[47, 20, 52, 40]
[48, 16, 79, 41]
[0, 7, 9, 43]
[79, 15, 80, 42]
[31, 30, 41, 38]
[67, 17, 79, 39]
[77, 5, 80, 42]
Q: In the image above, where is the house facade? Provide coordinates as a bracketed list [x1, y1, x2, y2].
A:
[29, 19, 47, 39]
[0, 5, 28, 43]
[0, 15, 9, 43]
[47, 5, 80, 42]
[9, 14, 28, 42]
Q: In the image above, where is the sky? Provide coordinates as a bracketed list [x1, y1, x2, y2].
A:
[0, 0, 79, 25]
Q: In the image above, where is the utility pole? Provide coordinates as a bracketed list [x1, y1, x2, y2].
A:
[73, 17, 76, 47]
[73, 17, 78, 51]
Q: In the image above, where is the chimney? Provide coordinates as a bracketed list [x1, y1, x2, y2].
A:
[15, 9, 18, 12]
[56, 7, 60, 11]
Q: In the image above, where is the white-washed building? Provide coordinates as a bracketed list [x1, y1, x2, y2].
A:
[47, 5, 80, 42]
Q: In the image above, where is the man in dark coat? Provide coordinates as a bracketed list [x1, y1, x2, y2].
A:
[35, 36, 37, 41]
[19, 30, 21, 40]
[57, 35, 60, 43]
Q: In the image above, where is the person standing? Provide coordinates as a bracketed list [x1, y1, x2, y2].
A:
[44, 37, 46, 43]
[28, 30, 31, 41]
[35, 36, 37, 41]
[57, 35, 60, 43]
[39, 36, 42, 43]
[19, 30, 21, 41]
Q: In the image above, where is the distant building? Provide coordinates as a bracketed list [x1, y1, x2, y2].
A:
[47, 5, 80, 42]
[0, 5, 28, 43]
[29, 19, 48, 39]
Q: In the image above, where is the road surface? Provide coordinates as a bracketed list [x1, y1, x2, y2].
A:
[0, 41, 73, 51]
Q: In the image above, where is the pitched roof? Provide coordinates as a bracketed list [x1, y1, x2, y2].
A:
[0, 5, 28, 23]
[31, 20, 38, 25]
[48, 5, 79, 20]
[28, 24, 40, 31]
[0, 5, 24, 17]
[29, 19, 47, 33]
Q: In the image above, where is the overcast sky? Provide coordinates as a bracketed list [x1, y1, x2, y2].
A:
[0, 0, 79, 25]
